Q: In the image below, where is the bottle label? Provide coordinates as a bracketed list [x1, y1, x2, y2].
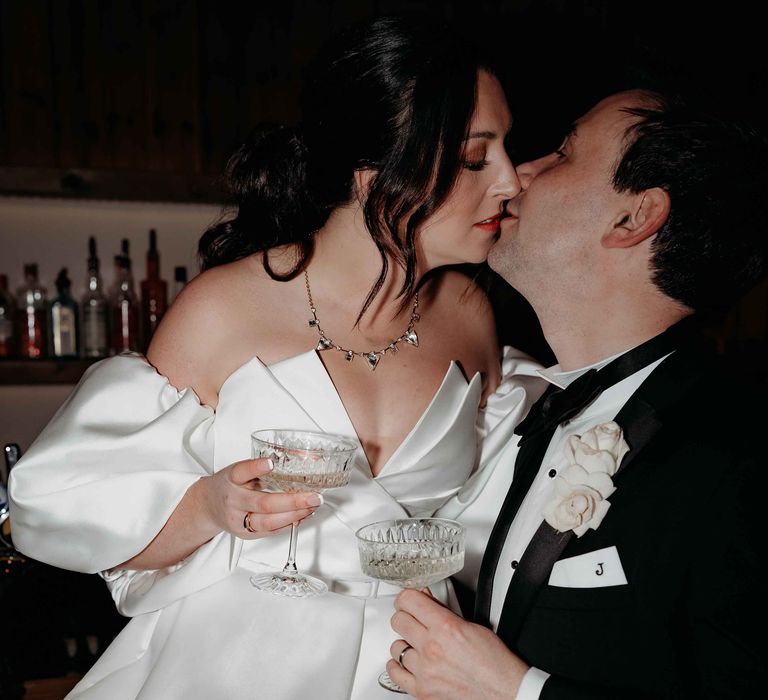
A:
[52, 305, 78, 356]
[17, 308, 46, 359]
[83, 304, 108, 357]
[112, 300, 139, 353]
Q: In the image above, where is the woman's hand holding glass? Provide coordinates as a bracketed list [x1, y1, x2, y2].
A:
[248, 429, 357, 597]
[198, 457, 322, 539]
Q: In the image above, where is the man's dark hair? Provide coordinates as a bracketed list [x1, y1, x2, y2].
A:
[612, 90, 768, 315]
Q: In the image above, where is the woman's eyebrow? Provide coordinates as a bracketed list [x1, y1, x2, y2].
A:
[465, 130, 497, 140]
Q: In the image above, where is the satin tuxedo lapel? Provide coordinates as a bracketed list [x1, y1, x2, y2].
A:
[610, 344, 707, 477]
[489, 347, 710, 645]
[474, 386, 558, 626]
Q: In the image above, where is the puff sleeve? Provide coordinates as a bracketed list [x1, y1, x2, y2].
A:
[7, 354, 235, 615]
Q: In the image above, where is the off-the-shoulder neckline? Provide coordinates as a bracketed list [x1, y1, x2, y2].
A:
[128, 349, 478, 478]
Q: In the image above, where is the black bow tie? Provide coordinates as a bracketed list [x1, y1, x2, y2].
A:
[515, 369, 603, 443]
[515, 369, 603, 442]
[514, 318, 698, 444]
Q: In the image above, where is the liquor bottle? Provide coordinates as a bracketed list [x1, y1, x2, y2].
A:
[172, 266, 188, 303]
[0, 444, 9, 534]
[0, 274, 16, 357]
[50, 268, 79, 358]
[81, 237, 109, 358]
[110, 240, 140, 354]
[2, 444, 20, 485]
[15, 263, 47, 359]
[2, 444, 25, 562]
[0, 470, 10, 550]
[140, 229, 167, 350]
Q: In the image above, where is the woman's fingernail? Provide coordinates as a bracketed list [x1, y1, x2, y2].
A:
[266, 458, 274, 471]
[307, 493, 323, 507]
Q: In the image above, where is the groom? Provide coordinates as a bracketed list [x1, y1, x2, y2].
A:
[387, 88, 765, 698]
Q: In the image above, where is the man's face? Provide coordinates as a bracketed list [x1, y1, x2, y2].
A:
[488, 92, 645, 304]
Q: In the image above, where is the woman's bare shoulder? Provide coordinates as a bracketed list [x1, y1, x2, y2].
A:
[146, 257, 270, 406]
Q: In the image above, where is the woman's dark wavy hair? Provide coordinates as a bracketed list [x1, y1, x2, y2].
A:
[198, 15, 492, 319]
[613, 90, 768, 315]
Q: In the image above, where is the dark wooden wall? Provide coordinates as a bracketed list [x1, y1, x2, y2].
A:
[0, 0, 539, 201]
[0, 0, 342, 200]
[1, 0, 765, 201]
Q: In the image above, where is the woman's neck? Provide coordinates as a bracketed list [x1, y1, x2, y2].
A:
[308, 205, 421, 330]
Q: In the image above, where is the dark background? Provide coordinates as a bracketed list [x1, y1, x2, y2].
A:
[0, 0, 766, 367]
[2, 0, 766, 198]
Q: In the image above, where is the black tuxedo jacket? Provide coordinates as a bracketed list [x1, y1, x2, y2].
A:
[475, 348, 763, 699]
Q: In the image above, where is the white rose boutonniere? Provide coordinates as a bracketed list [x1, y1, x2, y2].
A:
[543, 421, 629, 537]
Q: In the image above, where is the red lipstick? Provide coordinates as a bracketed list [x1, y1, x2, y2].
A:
[474, 213, 504, 233]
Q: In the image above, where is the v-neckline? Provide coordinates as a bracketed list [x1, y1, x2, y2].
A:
[251, 349, 472, 479]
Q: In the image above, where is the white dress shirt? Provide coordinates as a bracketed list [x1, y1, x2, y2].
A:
[491, 351, 671, 699]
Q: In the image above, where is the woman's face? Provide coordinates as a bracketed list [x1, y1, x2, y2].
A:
[417, 70, 520, 269]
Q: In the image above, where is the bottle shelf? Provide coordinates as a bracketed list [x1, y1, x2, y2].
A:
[0, 358, 101, 385]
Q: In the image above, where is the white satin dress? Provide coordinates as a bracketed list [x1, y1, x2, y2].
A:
[8, 347, 544, 700]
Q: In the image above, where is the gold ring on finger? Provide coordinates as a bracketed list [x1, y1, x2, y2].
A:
[398, 644, 413, 669]
[243, 512, 257, 534]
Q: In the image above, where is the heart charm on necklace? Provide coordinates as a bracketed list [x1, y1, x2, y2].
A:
[366, 352, 381, 371]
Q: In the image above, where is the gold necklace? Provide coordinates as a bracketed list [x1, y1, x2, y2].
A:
[304, 270, 420, 371]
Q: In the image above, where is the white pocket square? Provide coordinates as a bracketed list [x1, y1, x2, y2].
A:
[548, 545, 628, 588]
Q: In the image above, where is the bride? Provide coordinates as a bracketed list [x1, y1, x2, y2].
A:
[8, 15, 544, 700]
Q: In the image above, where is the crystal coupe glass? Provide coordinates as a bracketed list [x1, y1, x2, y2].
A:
[356, 517, 465, 693]
[249, 429, 357, 598]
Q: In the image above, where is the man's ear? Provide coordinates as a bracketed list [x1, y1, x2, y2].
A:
[352, 168, 377, 203]
[603, 187, 670, 249]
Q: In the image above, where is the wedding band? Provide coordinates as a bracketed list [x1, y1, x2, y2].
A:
[243, 512, 257, 534]
[398, 644, 413, 668]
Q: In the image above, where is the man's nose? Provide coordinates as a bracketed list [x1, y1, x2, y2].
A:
[517, 156, 548, 190]
[516, 154, 553, 190]
[515, 160, 537, 191]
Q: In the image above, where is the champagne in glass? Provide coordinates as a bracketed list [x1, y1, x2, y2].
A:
[249, 429, 357, 598]
[356, 518, 465, 693]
